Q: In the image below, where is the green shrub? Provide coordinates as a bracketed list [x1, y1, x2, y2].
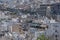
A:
[37, 34, 49, 40]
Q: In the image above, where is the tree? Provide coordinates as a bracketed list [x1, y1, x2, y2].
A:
[37, 34, 49, 40]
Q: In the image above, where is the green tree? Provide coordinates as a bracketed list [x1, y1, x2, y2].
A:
[37, 34, 49, 40]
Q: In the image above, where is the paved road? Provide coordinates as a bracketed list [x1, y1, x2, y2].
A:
[0, 36, 12, 40]
[0, 36, 6, 40]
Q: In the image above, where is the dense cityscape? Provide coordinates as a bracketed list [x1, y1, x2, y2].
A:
[0, 0, 60, 40]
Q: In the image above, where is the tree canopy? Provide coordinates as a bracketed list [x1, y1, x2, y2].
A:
[37, 34, 49, 40]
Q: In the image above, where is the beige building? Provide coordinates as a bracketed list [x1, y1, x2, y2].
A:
[12, 23, 24, 34]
